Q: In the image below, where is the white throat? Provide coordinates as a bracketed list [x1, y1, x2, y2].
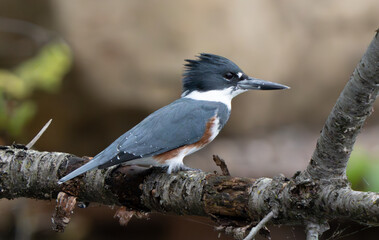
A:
[182, 87, 247, 110]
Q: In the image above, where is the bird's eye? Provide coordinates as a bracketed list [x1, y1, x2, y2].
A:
[224, 72, 234, 80]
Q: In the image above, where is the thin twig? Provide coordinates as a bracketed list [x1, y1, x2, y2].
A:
[306, 225, 319, 240]
[52, 192, 77, 232]
[306, 222, 329, 240]
[243, 211, 274, 240]
[0, 17, 54, 45]
[212, 155, 230, 176]
[333, 226, 372, 240]
[26, 119, 52, 149]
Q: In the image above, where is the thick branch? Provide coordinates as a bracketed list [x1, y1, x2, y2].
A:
[319, 186, 379, 225]
[307, 31, 379, 180]
[1, 146, 379, 230]
[0, 146, 255, 218]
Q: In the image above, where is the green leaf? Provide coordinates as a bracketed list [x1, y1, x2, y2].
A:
[0, 39, 72, 137]
[364, 162, 379, 192]
[7, 101, 36, 136]
[0, 70, 29, 98]
[346, 149, 371, 190]
[14, 40, 72, 93]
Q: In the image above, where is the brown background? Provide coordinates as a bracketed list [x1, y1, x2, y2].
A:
[0, 0, 379, 239]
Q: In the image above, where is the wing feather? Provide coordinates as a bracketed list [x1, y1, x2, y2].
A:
[96, 98, 228, 168]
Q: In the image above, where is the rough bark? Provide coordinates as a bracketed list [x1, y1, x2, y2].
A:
[1, 147, 379, 238]
[0, 30, 379, 239]
[307, 30, 379, 180]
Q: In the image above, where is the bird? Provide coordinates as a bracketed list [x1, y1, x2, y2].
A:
[58, 53, 289, 184]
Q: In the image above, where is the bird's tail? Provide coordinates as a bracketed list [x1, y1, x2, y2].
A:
[58, 159, 100, 184]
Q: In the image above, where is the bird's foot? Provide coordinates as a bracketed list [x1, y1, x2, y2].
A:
[162, 165, 202, 174]
[177, 165, 202, 172]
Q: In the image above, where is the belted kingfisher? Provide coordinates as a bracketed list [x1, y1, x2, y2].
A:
[58, 53, 289, 184]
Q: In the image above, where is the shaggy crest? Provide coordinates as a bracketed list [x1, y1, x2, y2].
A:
[182, 53, 242, 93]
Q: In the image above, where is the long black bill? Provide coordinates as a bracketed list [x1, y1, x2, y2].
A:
[238, 77, 290, 90]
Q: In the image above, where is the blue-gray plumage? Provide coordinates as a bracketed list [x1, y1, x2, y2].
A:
[58, 53, 289, 184]
[97, 98, 229, 168]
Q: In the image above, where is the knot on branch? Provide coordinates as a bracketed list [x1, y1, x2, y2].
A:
[287, 176, 320, 210]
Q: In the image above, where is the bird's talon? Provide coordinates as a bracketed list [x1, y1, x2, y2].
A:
[179, 166, 202, 172]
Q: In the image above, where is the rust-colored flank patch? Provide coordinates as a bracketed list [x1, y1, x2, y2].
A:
[154, 116, 217, 164]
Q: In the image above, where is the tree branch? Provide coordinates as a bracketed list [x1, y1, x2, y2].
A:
[307, 30, 379, 180]
[243, 211, 274, 240]
[26, 119, 52, 149]
[1, 145, 379, 236]
[306, 222, 329, 240]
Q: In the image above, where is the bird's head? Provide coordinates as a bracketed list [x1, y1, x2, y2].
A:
[181, 53, 289, 98]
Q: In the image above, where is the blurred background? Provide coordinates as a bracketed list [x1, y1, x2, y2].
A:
[0, 0, 379, 239]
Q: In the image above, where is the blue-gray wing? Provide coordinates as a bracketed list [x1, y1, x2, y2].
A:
[96, 98, 229, 168]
